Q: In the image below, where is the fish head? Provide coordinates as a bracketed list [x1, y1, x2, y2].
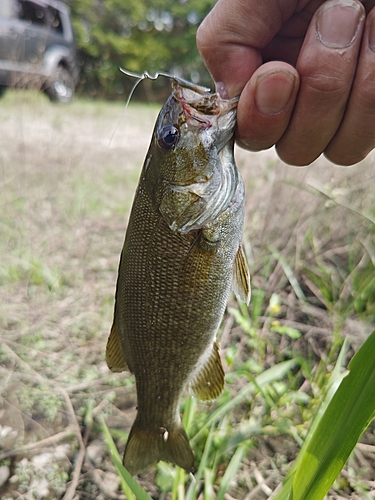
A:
[144, 78, 240, 231]
[147, 78, 238, 188]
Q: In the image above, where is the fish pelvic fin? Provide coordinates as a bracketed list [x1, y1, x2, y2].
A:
[106, 322, 129, 372]
[190, 339, 225, 401]
[232, 244, 251, 305]
[123, 419, 195, 475]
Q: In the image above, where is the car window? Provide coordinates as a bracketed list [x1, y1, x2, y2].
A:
[0, 0, 18, 19]
[48, 7, 63, 34]
[19, 0, 48, 26]
[18, 1, 64, 34]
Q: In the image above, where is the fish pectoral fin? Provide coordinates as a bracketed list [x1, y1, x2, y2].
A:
[232, 244, 251, 305]
[123, 419, 195, 475]
[190, 339, 225, 401]
[105, 322, 129, 372]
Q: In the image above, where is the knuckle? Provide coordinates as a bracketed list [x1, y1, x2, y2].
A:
[298, 55, 354, 98]
[195, 23, 205, 47]
[196, 20, 213, 56]
[302, 71, 348, 98]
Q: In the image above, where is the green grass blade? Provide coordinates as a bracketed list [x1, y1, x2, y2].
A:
[216, 443, 247, 500]
[171, 466, 185, 500]
[272, 475, 295, 500]
[275, 330, 375, 500]
[203, 467, 215, 498]
[186, 423, 216, 500]
[183, 395, 197, 433]
[100, 415, 153, 500]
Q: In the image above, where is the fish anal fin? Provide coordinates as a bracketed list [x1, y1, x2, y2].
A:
[232, 244, 251, 305]
[123, 419, 195, 475]
[106, 322, 129, 373]
[190, 339, 225, 401]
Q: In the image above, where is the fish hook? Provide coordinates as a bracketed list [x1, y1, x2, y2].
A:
[119, 68, 211, 108]
[120, 68, 175, 108]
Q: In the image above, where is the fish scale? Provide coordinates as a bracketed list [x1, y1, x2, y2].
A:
[106, 76, 251, 475]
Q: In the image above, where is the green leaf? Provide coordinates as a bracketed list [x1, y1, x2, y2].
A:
[274, 331, 375, 500]
[272, 339, 350, 500]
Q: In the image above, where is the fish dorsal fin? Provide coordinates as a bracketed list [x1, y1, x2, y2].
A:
[190, 339, 225, 401]
[106, 322, 129, 372]
[232, 244, 251, 305]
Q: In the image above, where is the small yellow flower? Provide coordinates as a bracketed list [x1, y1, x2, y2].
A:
[270, 304, 282, 316]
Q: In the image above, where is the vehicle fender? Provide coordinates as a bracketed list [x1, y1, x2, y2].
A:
[42, 46, 73, 76]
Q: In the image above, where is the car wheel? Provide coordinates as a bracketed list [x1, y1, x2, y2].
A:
[45, 66, 75, 104]
[0, 85, 7, 98]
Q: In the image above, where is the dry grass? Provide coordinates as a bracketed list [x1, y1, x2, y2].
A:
[1, 89, 375, 499]
[0, 90, 158, 499]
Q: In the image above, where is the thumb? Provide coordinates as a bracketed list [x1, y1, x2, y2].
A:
[196, 0, 298, 97]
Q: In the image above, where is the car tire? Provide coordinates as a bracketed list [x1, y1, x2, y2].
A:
[0, 85, 7, 98]
[45, 65, 75, 104]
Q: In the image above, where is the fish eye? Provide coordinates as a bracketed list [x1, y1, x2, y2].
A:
[157, 125, 180, 150]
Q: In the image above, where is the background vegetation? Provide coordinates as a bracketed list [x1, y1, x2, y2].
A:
[1, 90, 375, 499]
[65, 0, 216, 99]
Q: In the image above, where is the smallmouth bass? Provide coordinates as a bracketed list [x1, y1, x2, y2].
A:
[106, 76, 250, 475]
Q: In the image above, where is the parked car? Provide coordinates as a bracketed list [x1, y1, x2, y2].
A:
[0, 0, 79, 103]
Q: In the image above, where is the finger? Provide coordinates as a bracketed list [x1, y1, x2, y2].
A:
[276, 0, 366, 166]
[235, 62, 300, 151]
[196, 0, 299, 97]
[324, 7, 375, 164]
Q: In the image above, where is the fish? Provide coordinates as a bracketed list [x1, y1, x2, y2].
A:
[106, 76, 250, 475]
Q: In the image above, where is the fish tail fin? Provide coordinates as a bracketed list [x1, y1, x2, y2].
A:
[123, 418, 195, 475]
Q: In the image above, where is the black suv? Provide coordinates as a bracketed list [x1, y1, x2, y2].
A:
[0, 0, 79, 103]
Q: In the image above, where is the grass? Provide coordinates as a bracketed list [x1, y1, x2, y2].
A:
[1, 88, 375, 499]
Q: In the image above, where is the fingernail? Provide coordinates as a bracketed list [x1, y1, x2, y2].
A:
[316, 0, 364, 49]
[255, 71, 295, 115]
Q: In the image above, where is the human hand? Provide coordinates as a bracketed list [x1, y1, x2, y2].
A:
[197, 0, 375, 166]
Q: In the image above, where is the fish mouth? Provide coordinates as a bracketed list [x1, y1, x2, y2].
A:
[170, 77, 238, 129]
